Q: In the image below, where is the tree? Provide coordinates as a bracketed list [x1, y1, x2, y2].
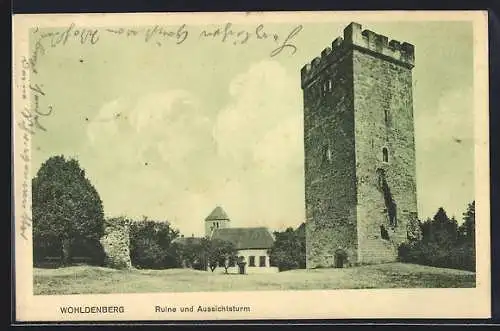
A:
[418, 208, 458, 247]
[268, 225, 306, 271]
[175, 237, 237, 273]
[32, 155, 105, 265]
[398, 204, 476, 271]
[206, 239, 238, 273]
[459, 201, 475, 244]
[129, 217, 181, 269]
[175, 237, 211, 270]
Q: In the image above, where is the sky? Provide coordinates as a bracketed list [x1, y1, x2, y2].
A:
[28, 19, 475, 236]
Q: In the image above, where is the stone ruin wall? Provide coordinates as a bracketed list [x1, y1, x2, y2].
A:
[99, 217, 132, 269]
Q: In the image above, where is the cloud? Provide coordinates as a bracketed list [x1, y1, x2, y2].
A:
[81, 61, 305, 236]
[214, 60, 300, 165]
[212, 60, 305, 230]
[82, 90, 218, 230]
[414, 86, 475, 220]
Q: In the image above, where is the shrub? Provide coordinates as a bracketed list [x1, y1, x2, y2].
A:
[129, 218, 181, 269]
[398, 204, 475, 272]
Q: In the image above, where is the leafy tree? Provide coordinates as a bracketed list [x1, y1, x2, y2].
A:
[268, 225, 306, 271]
[206, 239, 238, 273]
[129, 217, 181, 269]
[175, 236, 211, 270]
[176, 237, 237, 273]
[32, 155, 105, 265]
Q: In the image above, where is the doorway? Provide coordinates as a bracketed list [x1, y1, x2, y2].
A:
[334, 249, 347, 268]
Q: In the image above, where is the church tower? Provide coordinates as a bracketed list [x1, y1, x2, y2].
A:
[301, 22, 419, 268]
[204, 206, 231, 237]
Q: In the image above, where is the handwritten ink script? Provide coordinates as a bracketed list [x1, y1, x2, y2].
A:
[199, 23, 303, 57]
[28, 22, 303, 74]
[17, 57, 54, 240]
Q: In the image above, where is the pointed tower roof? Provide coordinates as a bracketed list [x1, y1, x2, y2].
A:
[205, 206, 230, 221]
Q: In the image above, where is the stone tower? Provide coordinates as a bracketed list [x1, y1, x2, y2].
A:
[205, 206, 231, 237]
[301, 22, 419, 268]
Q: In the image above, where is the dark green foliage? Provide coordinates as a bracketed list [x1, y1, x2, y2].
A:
[32, 155, 105, 266]
[207, 239, 238, 273]
[398, 202, 475, 271]
[129, 217, 181, 269]
[458, 201, 475, 244]
[175, 237, 210, 270]
[268, 224, 306, 271]
[176, 237, 237, 273]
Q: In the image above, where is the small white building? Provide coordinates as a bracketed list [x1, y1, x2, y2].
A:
[205, 206, 279, 274]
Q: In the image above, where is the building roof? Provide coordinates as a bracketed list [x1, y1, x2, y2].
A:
[205, 206, 230, 221]
[211, 227, 275, 250]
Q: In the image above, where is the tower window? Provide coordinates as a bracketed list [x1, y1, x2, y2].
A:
[384, 109, 388, 124]
[382, 147, 389, 163]
[216, 222, 219, 228]
[324, 145, 332, 163]
[328, 79, 332, 91]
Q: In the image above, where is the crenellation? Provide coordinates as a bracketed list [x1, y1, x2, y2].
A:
[343, 22, 363, 44]
[311, 56, 321, 67]
[361, 29, 378, 48]
[388, 39, 401, 50]
[300, 39, 349, 88]
[378, 35, 389, 49]
[301, 22, 415, 89]
[332, 36, 343, 48]
[321, 46, 332, 57]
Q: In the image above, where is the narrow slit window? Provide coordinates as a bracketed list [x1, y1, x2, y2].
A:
[382, 147, 389, 163]
[328, 79, 332, 91]
[324, 145, 332, 163]
[384, 109, 388, 124]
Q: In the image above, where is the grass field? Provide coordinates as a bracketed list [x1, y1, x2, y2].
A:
[33, 262, 475, 295]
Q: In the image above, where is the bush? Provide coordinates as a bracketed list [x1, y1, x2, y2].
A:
[129, 218, 181, 269]
[268, 224, 306, 272]
[398, 204, 475, 272]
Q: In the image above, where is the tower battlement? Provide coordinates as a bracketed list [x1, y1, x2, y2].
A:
[301, 22, 415, 88]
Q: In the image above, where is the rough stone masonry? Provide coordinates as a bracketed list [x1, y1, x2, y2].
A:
[100, 217, 132, 269]
[301, 22, 420, 268]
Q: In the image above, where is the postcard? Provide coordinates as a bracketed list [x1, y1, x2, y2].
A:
[12, 10, 490, 321]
